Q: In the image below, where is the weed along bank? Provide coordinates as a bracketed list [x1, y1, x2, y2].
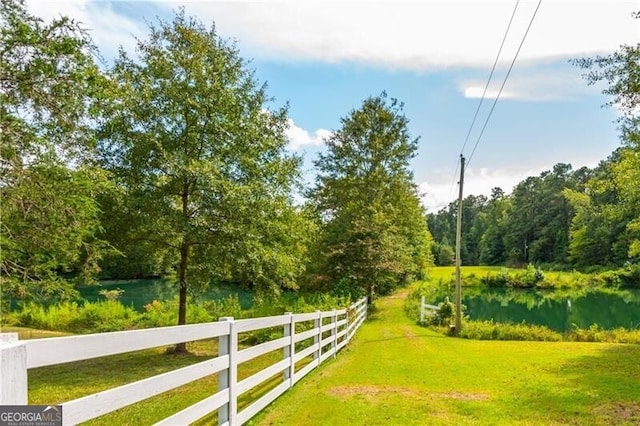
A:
[0, 297, 367, 425]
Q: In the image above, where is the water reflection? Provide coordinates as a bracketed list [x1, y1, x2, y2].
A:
[434, 287, 640, 332]
[78, 279, 254, 311]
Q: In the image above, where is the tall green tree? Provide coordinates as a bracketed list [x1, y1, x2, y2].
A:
[310, 93, 433, 300]
[428, 194, 488, 265]
[98, 11, 304, 348]
[502, 164, 582, 265]
[478, 188, 510, 265]
[572, 13, 640, 264]
[1, 0, 109, 303]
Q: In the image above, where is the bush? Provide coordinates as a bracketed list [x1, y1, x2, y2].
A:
[432, 298, 454, 326]
[566, 324, 640, 344]
[201, 294, 245, 320]
[139, 297, 212, 328]
[11, 300, 140, 333]
[7, 291, 356, 336]
[596, 264, 640, 288]
[403, 281, 439, 322]
[456, 320, 563, 342]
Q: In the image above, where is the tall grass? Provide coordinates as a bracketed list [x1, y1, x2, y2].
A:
[3, 293, 353, 334]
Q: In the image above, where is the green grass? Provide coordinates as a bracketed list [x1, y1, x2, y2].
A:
[426, 265, 506, 281]
[253, 289, 640, 425]
[1, 326, 72, 339]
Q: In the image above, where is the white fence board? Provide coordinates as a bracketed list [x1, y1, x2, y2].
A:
[153, 388, 229, 426]
[321, 322, 337, 333]
[293, 344, 318, 363]
[1, 297, 367, 426]
[26, 322, 230, 368]
[236, 381, 290, 424]
[319, 349, 335, 363]
[236, 359, 289, 395]
[62, 355, 229, 424]
[236, 336, 289, 364]
[292, 312, 318, 322]
[293, 360, 317, 385]
[320, 335, 334, 348]
[234, 315, 289, 333]
[293, 328, 318, 343]
[336, 339, 347, 352]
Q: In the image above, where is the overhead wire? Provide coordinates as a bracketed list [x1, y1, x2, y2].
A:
[460, 0, 521, 156]
[465, 0, 542, 170]
[446, 0, 521, 202]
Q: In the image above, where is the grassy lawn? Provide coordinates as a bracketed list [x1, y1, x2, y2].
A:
[253, 289, 640, 425]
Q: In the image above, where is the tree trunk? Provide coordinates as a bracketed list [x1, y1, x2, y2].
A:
[367, 284, 374, 304]
[170, 241, 190, 354]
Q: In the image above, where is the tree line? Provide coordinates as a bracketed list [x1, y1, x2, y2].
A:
[1, 1, 432, 338]
[428, 20, 640, 269]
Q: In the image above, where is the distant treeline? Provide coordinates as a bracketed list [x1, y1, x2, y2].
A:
[428, 150, 640, 270]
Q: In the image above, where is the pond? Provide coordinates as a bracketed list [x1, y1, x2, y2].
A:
[78, 279, 255, 311]
[434, 287, 640, 332]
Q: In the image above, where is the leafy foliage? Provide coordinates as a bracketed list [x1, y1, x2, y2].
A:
[309, 93, 433, 299]
[1, 0, 111, 303]
[97, 10, 306, 332]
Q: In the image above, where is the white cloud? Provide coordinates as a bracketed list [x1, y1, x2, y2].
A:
[26, 1, 638, 71]
[170, 0, 638, 71]
[419, 166, 540, 212]
[463, 86, 518, 100]
[460, 65, 605, 101]
[285, 119, 332, 150]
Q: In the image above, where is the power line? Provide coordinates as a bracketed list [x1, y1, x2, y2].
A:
[447, 0, 521, 202]
[460, 0, 521, 156]
[466, 0, 542, 169]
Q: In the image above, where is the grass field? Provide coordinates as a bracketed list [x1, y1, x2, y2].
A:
[253, 289, 640, 425]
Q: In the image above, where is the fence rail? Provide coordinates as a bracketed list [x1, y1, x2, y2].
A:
[0, 297, 368, 425]
[419, 295, 440, 323]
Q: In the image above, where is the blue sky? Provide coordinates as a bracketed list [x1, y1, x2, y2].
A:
[31, 1, 638, 211]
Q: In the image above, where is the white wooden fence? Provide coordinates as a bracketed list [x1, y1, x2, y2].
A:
[0, 297, 368, 425]
[419, 295, 440, 323]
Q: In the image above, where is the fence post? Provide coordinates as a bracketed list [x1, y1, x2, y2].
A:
[313, 311, 321, 366]
[361, 298, 366, 325]
[218, 317, 236, 426]
[283, 312, 294, 387]
[420, 295, 425, 324]
[345, 305, 349, 344]
[331, 310, 338, 358]
[347, 302, 355, 342]
[0, 333, 27, 405]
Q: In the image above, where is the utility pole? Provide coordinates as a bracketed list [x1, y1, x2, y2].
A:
[454, 155, 465, 334]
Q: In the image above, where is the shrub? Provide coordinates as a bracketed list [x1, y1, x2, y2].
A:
[67, 301, 139, 333]
[11, 300, 140, 333]
[455, 320, 562, 342]
[403, 281, 439, 322]
[202, 294, 245, 320]
[99, 288, 125, 301]
[140, 297, 212, 328]
[596, 264, 640, 288]
[566, 324, 640, 344]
